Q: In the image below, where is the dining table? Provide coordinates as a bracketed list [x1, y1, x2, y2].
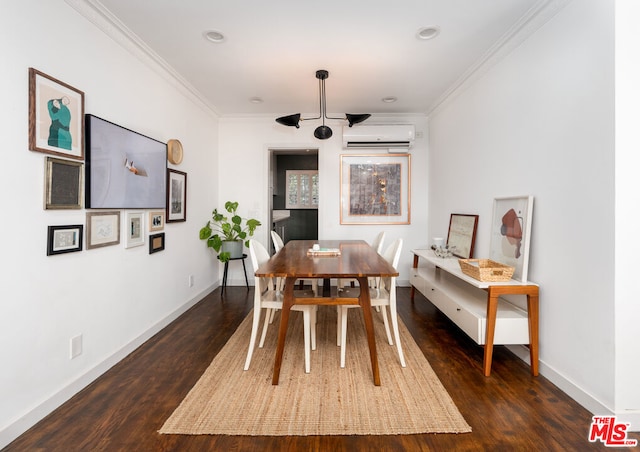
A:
[255, 239, 399, 386]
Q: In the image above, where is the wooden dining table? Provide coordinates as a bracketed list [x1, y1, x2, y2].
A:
[255, 239, 399, 386]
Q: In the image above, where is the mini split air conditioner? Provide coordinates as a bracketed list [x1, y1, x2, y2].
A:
[342, 124, 415, 152]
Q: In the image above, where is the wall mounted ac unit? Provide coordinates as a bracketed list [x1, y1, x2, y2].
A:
[342, 124, 415, 151]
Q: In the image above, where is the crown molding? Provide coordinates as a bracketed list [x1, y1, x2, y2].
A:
[65, 0, 220, 117]
[428, 0, 574, 117]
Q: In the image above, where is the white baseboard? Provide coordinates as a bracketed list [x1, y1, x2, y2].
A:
[0, 284, 217, 449]
[505, 345, 639, 431]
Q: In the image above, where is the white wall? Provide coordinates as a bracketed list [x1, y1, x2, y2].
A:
[218, 115, 429, 286]
[428, 0, 640, 426]
[615, 0, 640, 424]
[0, 1, 220, 446]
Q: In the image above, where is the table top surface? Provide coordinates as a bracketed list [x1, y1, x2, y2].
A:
[256, 240, 399, 279]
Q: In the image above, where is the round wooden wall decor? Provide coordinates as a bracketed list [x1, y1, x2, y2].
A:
[167, 139, 184, 164]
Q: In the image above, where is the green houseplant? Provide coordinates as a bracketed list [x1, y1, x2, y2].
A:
[199, 201, 261, 262]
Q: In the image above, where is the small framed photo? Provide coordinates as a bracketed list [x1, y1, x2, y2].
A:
[149, 232, 165, 254]
[44, 157, 83, 210]
[29, 68, 84, 160]
[47, 225, 83, 256]
[446, 213, 479, 259]
[149, 210, 165, 232]
[124, 211, 145, 248]
[86, 211, 120, 249]
[167, 169, 187, 222]
[489, 195, 534, 282]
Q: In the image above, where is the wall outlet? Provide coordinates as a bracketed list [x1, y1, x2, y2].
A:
[70, 334, 82, 359]
[188, 275, 194, 287]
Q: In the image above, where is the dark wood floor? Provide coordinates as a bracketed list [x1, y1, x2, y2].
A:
[5, 286, 637, 452]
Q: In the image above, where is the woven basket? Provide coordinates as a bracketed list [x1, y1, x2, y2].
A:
[458, 259, 514, 282]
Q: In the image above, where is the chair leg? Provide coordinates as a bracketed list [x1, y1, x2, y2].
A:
[311, 306, 317, 351]
[340, 306, 349, 368]
[258, 308, 272, 348]
[336, 306, 342, 346]
[389, 304, 406, 367]
[244, 308, 263, 370]
[303, 310, 311, 373]
[380, 305, 394, 345]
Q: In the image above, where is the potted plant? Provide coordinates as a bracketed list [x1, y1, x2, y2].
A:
[199, 201, 261, 262]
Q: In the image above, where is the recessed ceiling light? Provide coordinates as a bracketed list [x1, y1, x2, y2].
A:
[382, 96, 397, 103]
[249, 97, 263, 104]
[203, 30, 225, 43]
[416, 26, 440, 40]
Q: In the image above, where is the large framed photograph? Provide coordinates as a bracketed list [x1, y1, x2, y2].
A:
[86, 211, 120, 249]
[340, 154, 410, 225]
[124, 211, 145, 248]
[47, 224, 83, 256]
[85, 114, 167, 209]
[167, 169, 187, 222]
[446, 213, 479, 259]
[29, 68, 84, 160]
[489, 195, 534, 282]
[149, 210, 165, 232]
[44, 157, 83, 210]
[149, 232, 165, 254]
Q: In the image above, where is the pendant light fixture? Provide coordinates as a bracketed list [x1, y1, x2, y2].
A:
[275, 69, 371, 140]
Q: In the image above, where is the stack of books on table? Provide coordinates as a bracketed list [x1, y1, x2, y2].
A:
[307, 248, 341, 257]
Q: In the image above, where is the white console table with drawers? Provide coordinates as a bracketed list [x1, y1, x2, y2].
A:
[410, 249, 539, 377]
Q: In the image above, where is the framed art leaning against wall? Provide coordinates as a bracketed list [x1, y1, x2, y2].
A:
[489, 195, 534, 282]
[446, 213, 479, 259]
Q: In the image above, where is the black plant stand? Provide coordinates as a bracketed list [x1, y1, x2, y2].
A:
[220, 254, 249, 297]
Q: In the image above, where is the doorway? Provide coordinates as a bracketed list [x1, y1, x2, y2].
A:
[269, 148, 319, 253]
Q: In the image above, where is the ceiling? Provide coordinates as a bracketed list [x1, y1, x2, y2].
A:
[81, 0, 558, 118]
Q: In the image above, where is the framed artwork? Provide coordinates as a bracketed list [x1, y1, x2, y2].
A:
[167, 169, 187, 222]
[149, 232, 165, 254]
[340, 154, 411, 225]
[44, 157, 83, 210]
[47, 225, 83, 256]
[149, 211, 165, 232]
[86, 211, 120, 249]
[446, 214, 479, 259]
[85, 114, 167, 209]
[489, 195, 534, 282]
[124, 212, 145, 248]
[29, 68, 84, 160]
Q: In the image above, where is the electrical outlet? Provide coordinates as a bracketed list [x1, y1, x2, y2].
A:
[70, 334, 82, 359]
[188, 275, 194, 287]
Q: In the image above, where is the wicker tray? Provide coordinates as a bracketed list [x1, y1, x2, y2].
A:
[458, 259, 514, 282]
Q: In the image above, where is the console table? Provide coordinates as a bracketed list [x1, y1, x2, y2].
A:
[410, 249, 539, 377]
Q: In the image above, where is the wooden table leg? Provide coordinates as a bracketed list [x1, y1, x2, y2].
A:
[483, 289, 499, 377]
[357, 277, 380, 386]
[272, 276, 296, 385]
[527, 289, 540, 376]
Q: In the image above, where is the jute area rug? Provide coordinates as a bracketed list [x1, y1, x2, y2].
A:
[159, 305, 471, 436]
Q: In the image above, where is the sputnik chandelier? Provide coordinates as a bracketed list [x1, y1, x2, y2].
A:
[275, 69, 371, 140]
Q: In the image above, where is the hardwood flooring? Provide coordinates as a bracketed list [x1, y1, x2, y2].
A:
[4, 286, 637, 451]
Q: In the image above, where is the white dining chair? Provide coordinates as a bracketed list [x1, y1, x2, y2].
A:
[245, 240, 317, 373]
[337, 238, 405, 368]
[271, 230, 319, 295]
[337, 231, 385, 291]
[336, 231, 385, 345]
